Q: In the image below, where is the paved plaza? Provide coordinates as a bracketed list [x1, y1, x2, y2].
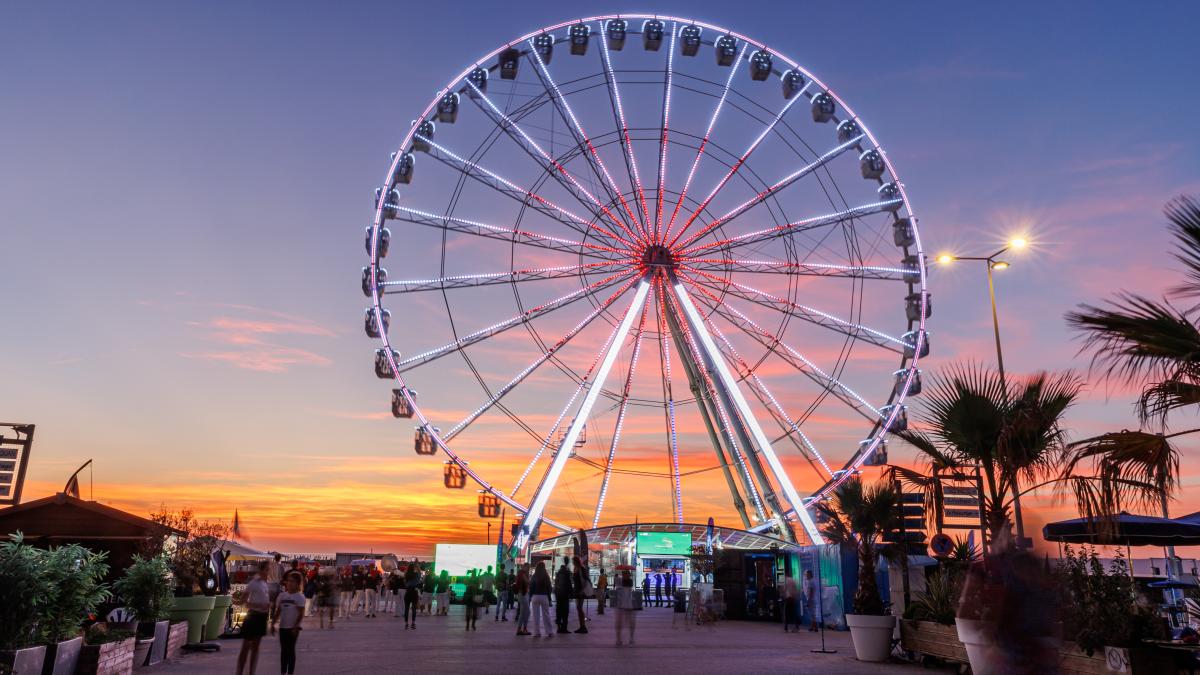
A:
[161, 604, 930, 674]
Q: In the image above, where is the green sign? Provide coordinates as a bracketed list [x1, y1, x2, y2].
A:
[636, 531, 691, 556]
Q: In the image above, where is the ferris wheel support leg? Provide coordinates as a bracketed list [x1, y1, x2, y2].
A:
[672, 281, 825, 544]
[512, 279, 653, 553]
[664, 302, 753, 530]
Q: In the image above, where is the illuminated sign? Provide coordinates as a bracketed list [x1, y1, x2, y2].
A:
[0, 424, 34, 505]
[636, 531, 692, 556]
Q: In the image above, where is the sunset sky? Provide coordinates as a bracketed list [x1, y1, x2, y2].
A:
[3, 2, 1200, 559]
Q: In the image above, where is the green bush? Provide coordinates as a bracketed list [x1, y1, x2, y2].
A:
[1057, 545, 1167, 652]
[906, 567, 962, 625]
[113, 555, 174, 622]
[39, 543, 111, 644]
[0, 534, 52, 650]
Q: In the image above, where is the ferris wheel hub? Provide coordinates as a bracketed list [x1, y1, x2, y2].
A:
[642, 244, 677, 273]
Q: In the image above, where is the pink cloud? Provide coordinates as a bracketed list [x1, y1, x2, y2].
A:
[181, 307, 335, 373]
[182, 346, 331, 373]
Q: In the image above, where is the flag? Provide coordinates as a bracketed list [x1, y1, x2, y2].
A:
[232, 509, 251, 543]
[63, 459, 91, 499]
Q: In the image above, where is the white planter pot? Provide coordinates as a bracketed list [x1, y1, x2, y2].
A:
[845, 613, 896, 662]
[956, 618, 999, 675]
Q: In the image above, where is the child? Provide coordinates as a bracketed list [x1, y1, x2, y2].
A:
[272, 572, 305, 674]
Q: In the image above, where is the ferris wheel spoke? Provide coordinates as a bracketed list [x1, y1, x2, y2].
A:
[671, 281, 825, 543]
[396, 270, 635, 373]
[381, 261, 629, 294]
[591, 297, 651, 528]
[386, 204, 627, 260]
[685, 287, 835, 480]
[655, 280, 684, 523]
[661, 41, 750, 246]
[686, 268, 907, 354]
[679, 197, 905, 259]
[514, 279, 653, 551]
[445, 274, 641, 443]
[652, 22, 678, 244]
[672, 133, 863, 251]
[418, 135, 637, 251]
[598, 21, 653, 239]
[466, 79, 644, 248]
[684, 277, 883, 424]
[680, 258, 913, 281]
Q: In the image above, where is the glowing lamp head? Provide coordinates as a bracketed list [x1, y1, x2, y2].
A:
[936, 254, 955, 264]
[1009, 237, 1028, 250]
[991, 260, 1010, 270]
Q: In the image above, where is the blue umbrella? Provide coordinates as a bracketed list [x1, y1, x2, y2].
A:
[1148, 578, 1198, 590]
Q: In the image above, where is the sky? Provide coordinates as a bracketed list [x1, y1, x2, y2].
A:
[2, 2, 1200, 558]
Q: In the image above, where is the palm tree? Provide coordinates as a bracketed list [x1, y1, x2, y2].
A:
[893, 362, 1082, 545]
[815, 476, 899, 615]
[1064, 196, 1200, 528]
[1066, 196, 1200, 425]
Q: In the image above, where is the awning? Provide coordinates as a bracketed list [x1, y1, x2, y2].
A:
[219, 540, 272, 560]
[1043, 512, 1200, 547]
[530, 522, 803, 554]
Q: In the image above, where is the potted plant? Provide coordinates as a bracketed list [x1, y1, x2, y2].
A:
[37, 543, 110, 675]
[0, 535, 52, 675]
[1057, 546, 1170, 674]
[145, 508, 228, 645]
[112, 555, 174, 666]
[816, 476, 900, 662]
[75, 624, 135, 675]
[900, 567, 968, 665]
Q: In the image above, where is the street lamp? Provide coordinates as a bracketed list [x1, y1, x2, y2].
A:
[934, 238, 1028, 549]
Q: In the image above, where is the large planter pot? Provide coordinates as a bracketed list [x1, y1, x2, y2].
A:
[0, 646, 47, 675]
[203, 595, 232, 641]
[845, 613, 897, 662]
[41, 636, 82, 675]
[900, 619, 968, 664]
[132, 639, 151, 670]
[956, 618, 999, 675]
[167, 596, 214, 645]
[76, 637, 134, 675]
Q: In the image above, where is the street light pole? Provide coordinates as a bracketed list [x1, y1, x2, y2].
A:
[938, 239, 1029, 549]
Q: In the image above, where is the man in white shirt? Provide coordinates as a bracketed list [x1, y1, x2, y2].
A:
[272, 572, 306, 675]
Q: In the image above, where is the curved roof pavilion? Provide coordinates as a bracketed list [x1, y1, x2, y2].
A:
[530, 522, 804, 555]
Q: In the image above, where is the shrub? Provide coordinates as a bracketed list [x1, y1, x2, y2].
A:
[39, 543, 111, 644]
[0, 534, 52, 650]
[113, 555, 174, 623]
[906, 567, 961, 625]
[1057, 545, 1167, 652]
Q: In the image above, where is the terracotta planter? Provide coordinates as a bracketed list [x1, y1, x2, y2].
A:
[166, 596, 214, 645]
[899, 619, 968, 664]
[164, 623, 187, 661]
[203, 595, 232, 641]
[0, 646, 46, 675]
[846, 613, 896, 662]
[76, 638, 134, 675]
[131, 640, 151, 670]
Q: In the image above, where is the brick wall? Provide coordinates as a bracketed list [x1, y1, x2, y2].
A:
[75, 638, 134, 675]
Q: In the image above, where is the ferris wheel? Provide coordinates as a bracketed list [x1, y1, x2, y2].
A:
[362, 14, 930, 551]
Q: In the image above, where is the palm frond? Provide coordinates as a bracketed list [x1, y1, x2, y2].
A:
[1001, 370, 1083, 483]
[919, 362, 1007, 465]
[1063, 430, 1180, 516]
[1065, 293, 1200, 387]
[1167, 196, 1200, 298]
[1138, 377, 1200, 425]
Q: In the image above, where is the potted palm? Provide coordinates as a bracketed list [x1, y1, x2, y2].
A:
[816, 476, 900, 662]
[0, 535, 52, 675]
[900, 568, 968, 665]
[37, 543, 110, 675]
[112, 555, 174, 667]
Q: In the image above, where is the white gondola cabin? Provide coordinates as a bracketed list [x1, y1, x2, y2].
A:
[642, 20, 664, 51]
[605, 19, 626, 51]
[414, 426, 438, 455]
[374, 348, 399, 379]
[811, 92, 836, 123]
[568, 23, 590, 55]
[680, 25, 701, 56]
[365, 308, 391, 338]
[749, 50, 772, 81]
[714, 35, 737, 66]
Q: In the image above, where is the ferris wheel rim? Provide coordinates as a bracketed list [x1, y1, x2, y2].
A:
[364, 13, 931, 541]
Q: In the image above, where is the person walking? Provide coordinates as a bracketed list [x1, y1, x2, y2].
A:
[272, 572, 305, 675]
[303, 568, 318, 617]
[480, 565, 495, 616]
[350, 569, 367, 617]
[553, 561, 573, 634]
[337, 569, 353, 619]
[803, 569, 819, 632]
[317, 571, 336, 629]
[436, 570, 451, 615]
[596, 567, 608, 615]
[365, 570, 380, 618]
[403, 563, 422, 629]
[614, 569, 636, 646]
[237, 560, 271, 675]
[464, 571, 481, 631]
[641, 574, 650, 609]
[266, 554, 284, 605]
[571, 555, 589, 634]
[421, 567, 436, 615]
[514, 564, 531, 636]
[529, 562, 553, 638]
[494, 566, 509, 621]
[782, 569, 799, 632]
[654, 572, 664, 608]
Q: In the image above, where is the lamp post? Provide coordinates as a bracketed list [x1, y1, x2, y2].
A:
[936, 238, 1028, 549]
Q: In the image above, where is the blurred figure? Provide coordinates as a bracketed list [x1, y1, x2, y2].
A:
[596, 567, 608, 615]
[514, 564, 531, 636]
[572, 555, 589, 633]
[436, 569, 451, 615]
[554, 561, 573, 634]
[614, 569, 636, 646]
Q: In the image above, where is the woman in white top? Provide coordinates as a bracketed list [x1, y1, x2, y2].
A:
[272, 572, 305, 675]
[237, 560, 271, 675]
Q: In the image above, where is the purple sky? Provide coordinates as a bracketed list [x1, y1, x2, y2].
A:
[2, 2, 1199, 554]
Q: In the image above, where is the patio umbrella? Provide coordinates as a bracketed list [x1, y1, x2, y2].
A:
[1042, 512, 1200, 547]
[1148, 578, 1199, 590]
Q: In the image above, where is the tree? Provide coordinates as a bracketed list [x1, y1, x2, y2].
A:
[893, 362, 1081, 544]
[144, 507, 230, 595]
[815, 476, 899, 615]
